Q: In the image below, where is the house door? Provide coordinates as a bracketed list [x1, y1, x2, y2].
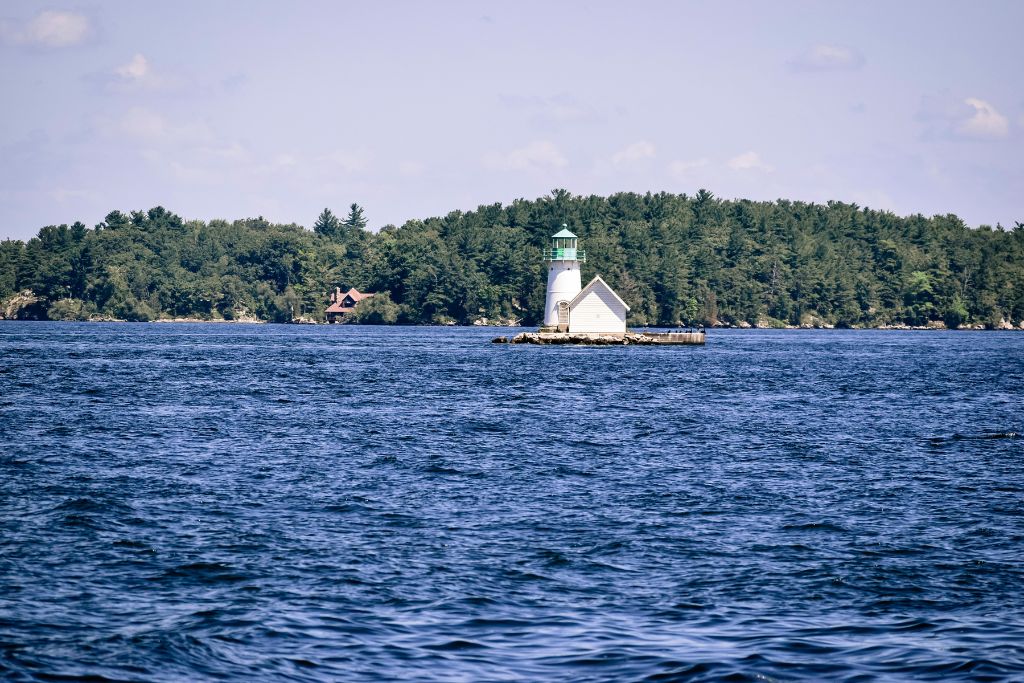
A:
[557, 301, 570, 331]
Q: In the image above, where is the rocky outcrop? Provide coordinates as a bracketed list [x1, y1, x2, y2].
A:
[473, 316, 522, 327]
[1, 290, 42, 320]
[495, 331, 705, 346]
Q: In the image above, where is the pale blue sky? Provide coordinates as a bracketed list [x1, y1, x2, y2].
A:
[1, 0, 1021, 240]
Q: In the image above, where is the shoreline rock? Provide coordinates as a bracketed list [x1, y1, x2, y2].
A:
[473, 316, 522, 327]
[153, 317, 266, 324]
[497, 331, 706, 346]
[0, 290, 41, 320]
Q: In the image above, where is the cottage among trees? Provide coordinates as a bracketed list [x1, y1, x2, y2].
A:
[325, 287, 375, 323]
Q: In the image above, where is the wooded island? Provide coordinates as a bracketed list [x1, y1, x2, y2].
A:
[1, 189, 1022, 329]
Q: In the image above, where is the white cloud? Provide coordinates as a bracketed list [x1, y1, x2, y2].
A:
[958, 98, 1009, 139]
[789, 44, 864, 71]
[485, 140, 568, 171]
[154, 143, 257, 184]
[398, 160, 425, 177]
[728, 151, 773, 172]
[9, 11, 90, 47]
[547, 101, 591, 123]
[109, 53, 183, 91]
[918, 94, 1011, 140]
[198, 142, 247, 160]
[611, 141, 656, 166]
[275, 153, 298, 168]
[119, 107, 168, 139]
[326, 150, 370, 173]
[116, 54, 150, 81]
[107, 107, 214, 147]
[667, 158, 709, 180]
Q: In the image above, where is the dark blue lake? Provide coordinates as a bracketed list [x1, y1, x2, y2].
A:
[1, 323, 1023, 681]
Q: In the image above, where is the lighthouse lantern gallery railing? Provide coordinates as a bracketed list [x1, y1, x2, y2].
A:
[544, 248, 586, 262]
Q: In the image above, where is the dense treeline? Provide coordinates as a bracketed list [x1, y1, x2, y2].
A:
[1, 190, 1022, 327]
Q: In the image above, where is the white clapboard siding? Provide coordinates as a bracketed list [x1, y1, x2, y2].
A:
[569, 281, 627, 334]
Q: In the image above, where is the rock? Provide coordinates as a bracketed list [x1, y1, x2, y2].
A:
[737, 321, 752, 329]
[1, 289, 41, 320]
[503, 330, 705, 346]
[996, 318, 1014, 330]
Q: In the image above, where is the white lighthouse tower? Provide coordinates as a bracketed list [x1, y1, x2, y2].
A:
[543, 226, 585, 329]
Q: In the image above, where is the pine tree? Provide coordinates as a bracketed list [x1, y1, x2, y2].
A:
[313, 208, 341, 239]
[343, 204, 367, 232]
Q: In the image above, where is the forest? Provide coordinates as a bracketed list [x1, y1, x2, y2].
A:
[1, 189, 1022, 328]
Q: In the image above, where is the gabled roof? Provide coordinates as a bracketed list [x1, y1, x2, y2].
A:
[568, 275, 631, 311]
[343, 288, 374, 302]
[551, 228, 577, 239]
[326, 288, 375, 313]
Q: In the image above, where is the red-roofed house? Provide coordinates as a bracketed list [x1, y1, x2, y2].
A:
[325, 287, 375, 323]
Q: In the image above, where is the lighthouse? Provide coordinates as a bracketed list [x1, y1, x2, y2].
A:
[543, 226, 585, 329]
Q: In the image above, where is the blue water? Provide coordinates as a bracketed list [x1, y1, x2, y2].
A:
[1, 323, 1023, 682]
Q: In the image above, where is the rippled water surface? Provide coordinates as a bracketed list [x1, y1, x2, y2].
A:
[2, 322, 1023, 681]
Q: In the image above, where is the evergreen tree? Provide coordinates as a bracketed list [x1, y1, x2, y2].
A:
[313, 208, 341, 239]
[343, 203, 367, 231]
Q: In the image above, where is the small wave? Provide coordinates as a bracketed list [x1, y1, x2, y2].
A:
[323, 503, 372, 514]
[59, 513, 107, 530]
[160, 561, 248, 583]
[642, 661, 717, 681]
[52, 497, 134, 516]
[462, 421, 509, 434]
[424, 465, 462, 475]
[782, 522, 848, 533]
[423, 639, 487, 651]
[53, 497, 107, 513]
[928, 431, 1020, 445]
[553, 465, 595, 477]
[538, 549, 571, 567]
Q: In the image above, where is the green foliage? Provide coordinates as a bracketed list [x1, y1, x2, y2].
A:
[349, 291, 399, 325]
[313, 208, 341, 239]
[344, 203, 367, 231]
[943, 295, 969, 329]
[3, 192, 1022, 327]
[46, 298, 91, 321]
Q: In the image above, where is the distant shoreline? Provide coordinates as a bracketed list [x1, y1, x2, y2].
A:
[1, 318, 1021, 331]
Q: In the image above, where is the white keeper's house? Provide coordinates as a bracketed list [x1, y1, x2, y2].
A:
[543, 227, 630, 334]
